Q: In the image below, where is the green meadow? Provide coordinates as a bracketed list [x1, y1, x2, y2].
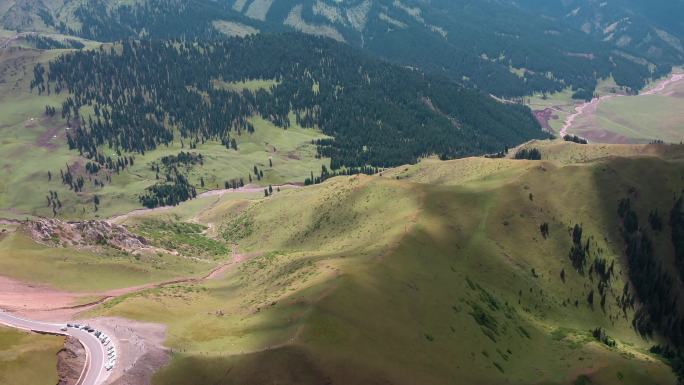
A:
[0, 46, 330, 221]
[0, 226, 222, 292]
[81, 140, 681, 385]
[0, 326, 63, 385]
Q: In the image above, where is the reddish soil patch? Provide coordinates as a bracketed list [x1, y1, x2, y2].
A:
[0, 251, 250, 321]
[534, 108, 558, 131]
[0, 276, 87, 320]
[35, 117, 64, 151]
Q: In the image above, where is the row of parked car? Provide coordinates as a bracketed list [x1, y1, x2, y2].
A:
[65, 323, 117, 371]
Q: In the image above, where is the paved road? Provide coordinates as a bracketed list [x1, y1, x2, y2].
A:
[0, 310, 108, 385]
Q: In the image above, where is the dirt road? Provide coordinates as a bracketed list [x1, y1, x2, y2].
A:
[107, 184, 300, 223]
[0, 249, 250, 384]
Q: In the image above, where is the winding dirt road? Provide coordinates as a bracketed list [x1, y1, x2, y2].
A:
[107, 183, 300, 223]
[0, 216, 252, 384]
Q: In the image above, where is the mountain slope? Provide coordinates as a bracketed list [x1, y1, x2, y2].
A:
[86, 141, 684, 385]
[35, 33, 545, 168]
[515, 0, 684, 64]
[3, 0, 683, 97]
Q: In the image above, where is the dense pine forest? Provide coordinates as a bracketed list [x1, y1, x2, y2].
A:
[57, 0, 259, 42]
[32, 34, 545, 169]
[367, 0, 672, 97]
[18, 0, 674, 98]
[618, 197, 684, 381]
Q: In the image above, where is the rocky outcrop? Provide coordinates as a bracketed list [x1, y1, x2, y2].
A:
[24, 218, 149, 252]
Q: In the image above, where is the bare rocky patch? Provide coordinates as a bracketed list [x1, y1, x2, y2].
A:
[24, 218, 153, 253]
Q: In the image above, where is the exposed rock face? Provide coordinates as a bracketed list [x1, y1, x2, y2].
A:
[57, 336, 86, 385]
[25, 218, 149, 252]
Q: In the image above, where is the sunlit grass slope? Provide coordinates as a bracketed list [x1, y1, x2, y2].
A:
[0, 220, 231, 293]
[87, 143, 684, 385]
[0, 326, 63, 385]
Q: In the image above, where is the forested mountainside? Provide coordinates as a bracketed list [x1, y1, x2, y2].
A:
[516, 0, 684, 65]
[31, 34, 545, 169]
[4, 0, 682, 98]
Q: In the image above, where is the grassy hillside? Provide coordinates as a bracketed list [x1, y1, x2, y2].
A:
[0, 223, 222, 292]
[0, 326, 63, 385]
[81, 140, 683, 384]
[0, 42, 330, 220]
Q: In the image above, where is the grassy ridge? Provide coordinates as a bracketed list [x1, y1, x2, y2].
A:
[84, 141, 682, 384]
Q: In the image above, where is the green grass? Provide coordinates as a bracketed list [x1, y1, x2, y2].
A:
[0, 326, 63, 385]
[573, 90, 684, 143]
[0, 229, 219, 292]
[211, 20, 259, 37]
[132, 218, 230, 259]
[211, 78, 280, 93]
[0, 48, 330, 220]
[526, 87, 576, 133]
[82, 147, 681, 384]
[2, 42, 680, 385]
[526, 71, 684, 143]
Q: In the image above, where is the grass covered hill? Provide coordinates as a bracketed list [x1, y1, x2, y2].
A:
[34, 33, 545, 168]
[77, 141, 684, 385]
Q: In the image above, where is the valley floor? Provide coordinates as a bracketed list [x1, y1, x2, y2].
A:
[530, 70, 684, 144]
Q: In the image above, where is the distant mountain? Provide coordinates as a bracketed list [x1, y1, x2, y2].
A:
[3, 0, 683, 98]
[514, 0, 684, 68]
